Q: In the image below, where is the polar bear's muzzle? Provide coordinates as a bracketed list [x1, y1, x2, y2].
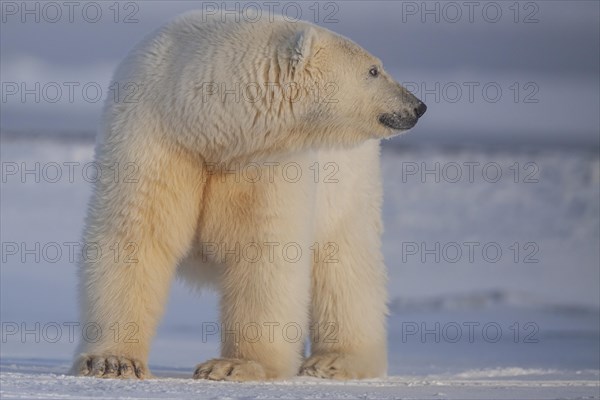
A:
[378, 101, 427, 131]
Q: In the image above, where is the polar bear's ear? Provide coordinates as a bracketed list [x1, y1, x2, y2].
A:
[290, 27, 317, 69]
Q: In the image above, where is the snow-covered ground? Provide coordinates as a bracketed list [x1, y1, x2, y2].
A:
[2, 361, 598, 400]
[1, 136, 598, 399]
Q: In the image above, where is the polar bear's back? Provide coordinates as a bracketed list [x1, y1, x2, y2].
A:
[116, 10, 301, 87]
[103, 10, 305, 151]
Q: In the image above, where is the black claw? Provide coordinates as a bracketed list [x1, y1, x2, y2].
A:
[194, 365, 211, 379]
[85, 358, 93, 374]
[120, 363, 131, 376]
[105, 359, 118, 375]
[92, 360, 106, 375]
[134, 363, 144, 378]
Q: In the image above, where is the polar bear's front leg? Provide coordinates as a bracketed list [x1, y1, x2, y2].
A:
[301, 218, 388, 380]
[72, 140, 204, 379]
[193, 172, 314, 381]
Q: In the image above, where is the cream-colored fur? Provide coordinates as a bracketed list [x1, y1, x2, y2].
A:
[72, 10, 424, 381]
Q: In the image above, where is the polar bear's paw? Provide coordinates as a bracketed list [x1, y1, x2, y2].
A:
[193, 358, 267, 381]
[72, 354, 148, 379]
[299, 353, 365, 380]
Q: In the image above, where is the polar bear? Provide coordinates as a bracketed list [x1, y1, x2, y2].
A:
[72, 10, 426, 381]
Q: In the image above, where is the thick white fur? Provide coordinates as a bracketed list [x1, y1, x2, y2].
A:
[72, 10, 421, 381]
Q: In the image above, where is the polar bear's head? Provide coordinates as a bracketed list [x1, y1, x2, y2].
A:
[275, 24, 426, 149]
[172, 17, 427, 159]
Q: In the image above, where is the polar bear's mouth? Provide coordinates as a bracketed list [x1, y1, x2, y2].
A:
[378, 112, 418, 131]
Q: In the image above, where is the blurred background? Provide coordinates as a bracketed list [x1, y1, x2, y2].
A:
[1, 0, 599, 379]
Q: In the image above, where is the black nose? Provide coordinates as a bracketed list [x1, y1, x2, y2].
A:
[414, 102, 427, 118]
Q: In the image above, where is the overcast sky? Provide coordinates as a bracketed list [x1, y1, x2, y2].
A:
[1, 1, 598, 147]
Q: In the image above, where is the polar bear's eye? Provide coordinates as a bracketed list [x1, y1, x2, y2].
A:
[369, 66, 380, 77]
